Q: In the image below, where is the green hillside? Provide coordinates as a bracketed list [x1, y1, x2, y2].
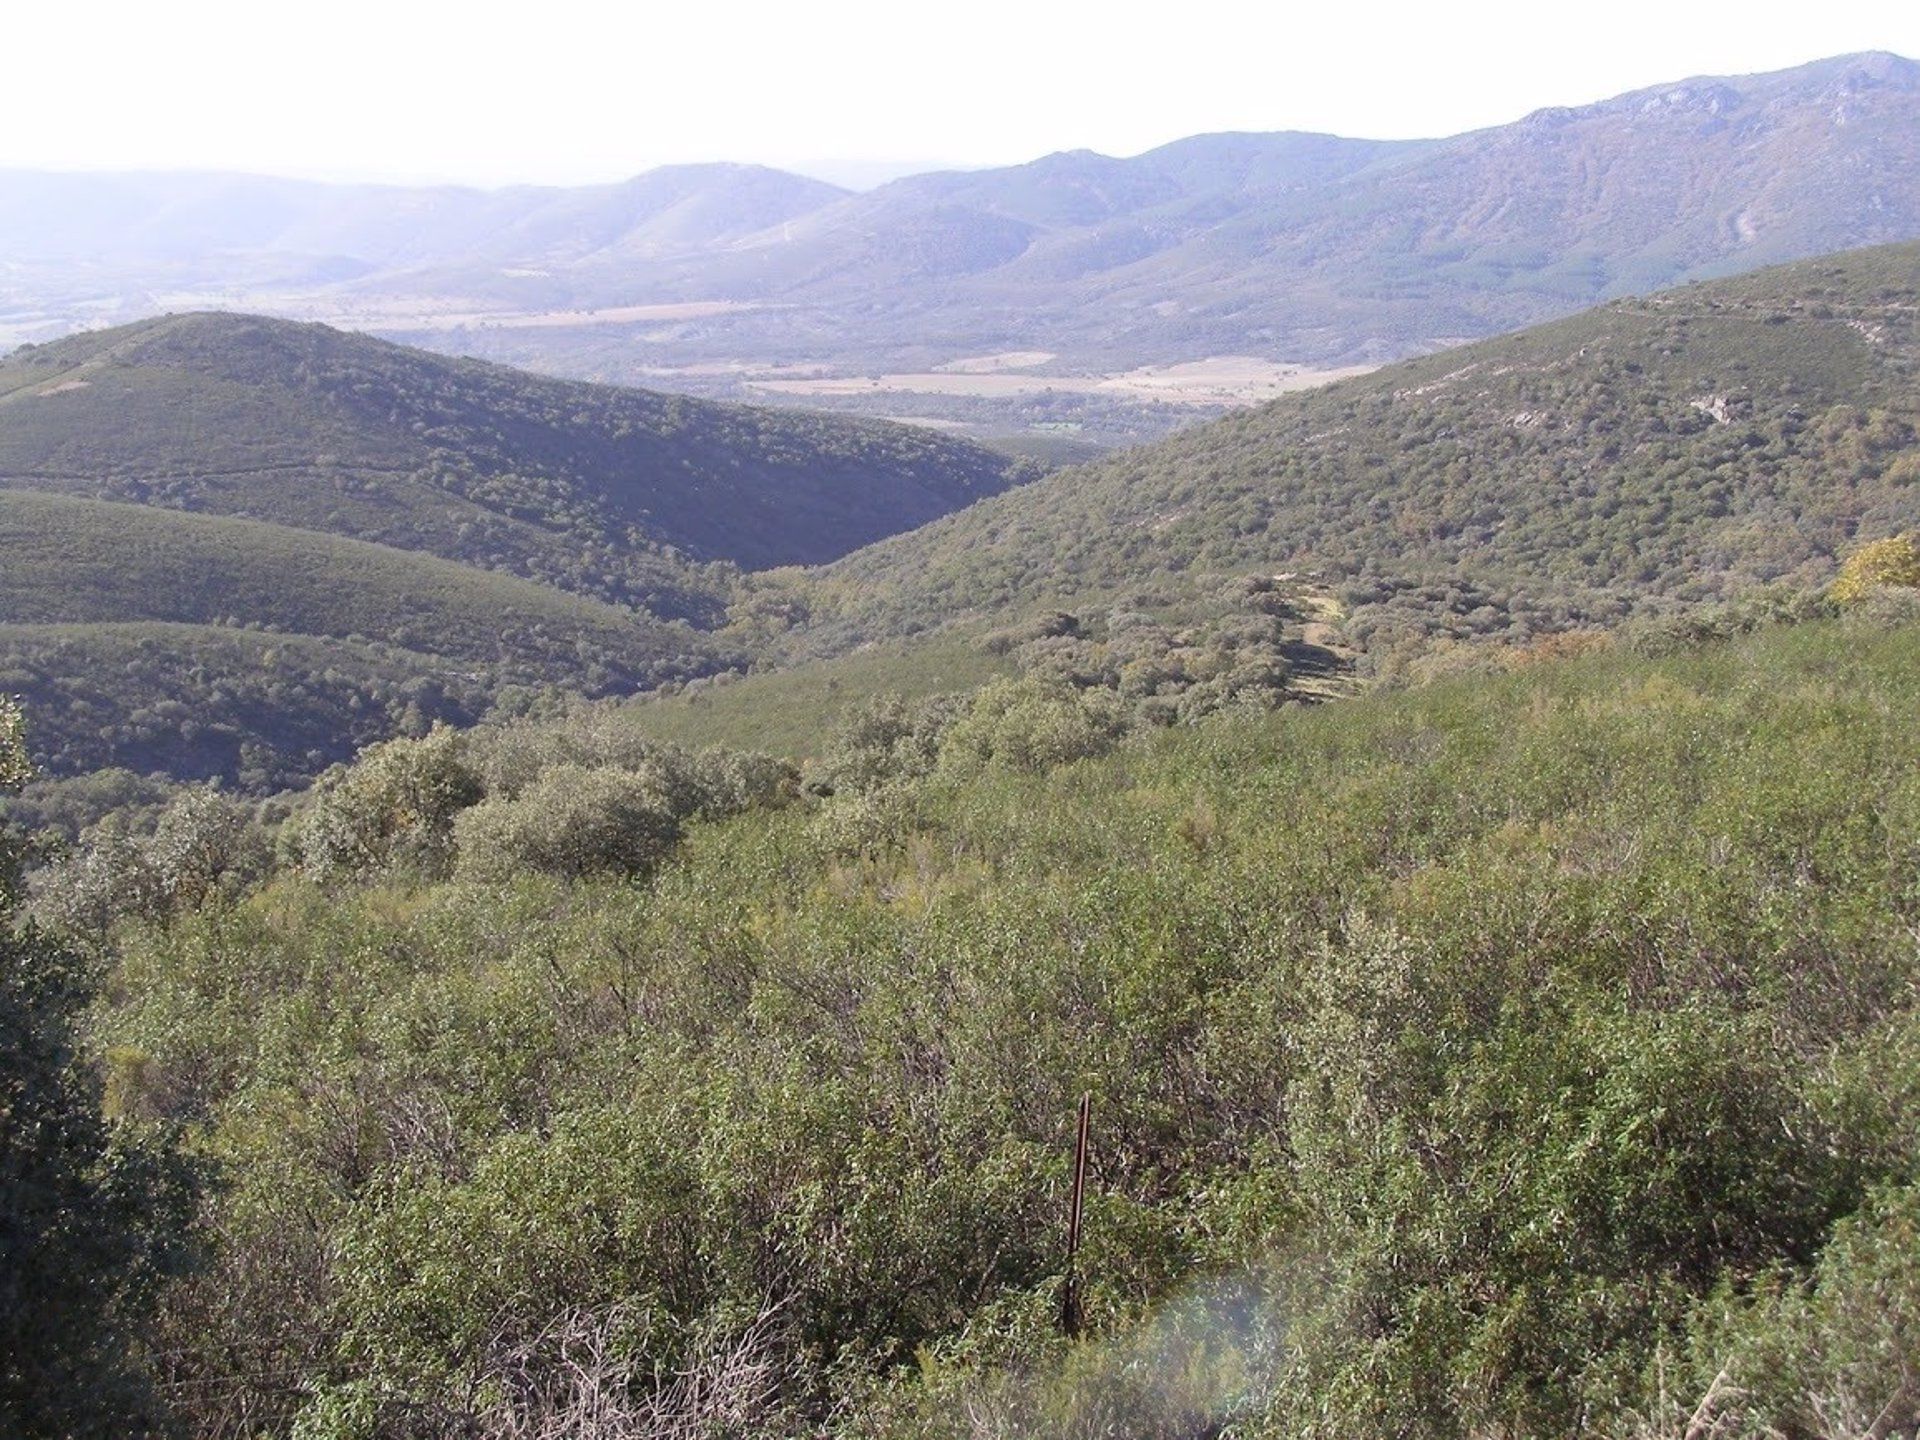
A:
[0, 315, 1033, 787]
[0, 312, 1024, 615]
[0, 492, 741, 784]
[40, 607, 1920, 1438]
[812, 243, 1920, 662]
[621, 635, 1013, 757]
[0, 623, 500, 789]
[0, 491, 722, 677]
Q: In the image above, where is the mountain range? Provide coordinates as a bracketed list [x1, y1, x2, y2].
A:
[4, 51, 1918, 390]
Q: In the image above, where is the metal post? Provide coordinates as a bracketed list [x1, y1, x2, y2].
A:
[1061, 1090, 1092, 1337]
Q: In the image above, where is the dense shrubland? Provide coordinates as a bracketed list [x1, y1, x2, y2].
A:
[0, 699, 196, 1436]
[0, 311, 1023, 598]
[0, 487, 749, 792]
[0, 311, 1028, 793]
[8, 597, 1919, 1437]
[0, 622, 507, 791]
[811, 245, 1920, 661]
[33, 710, 802, 938]
[627, 574, 1347, 772]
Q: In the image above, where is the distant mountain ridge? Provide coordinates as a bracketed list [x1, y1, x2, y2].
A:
[4, 53, 1917, 377]
[0, 162, 845, 273]
[707, 50, 1919, 366]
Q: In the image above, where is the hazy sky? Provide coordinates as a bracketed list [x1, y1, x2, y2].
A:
[6, 0, 1918, 187]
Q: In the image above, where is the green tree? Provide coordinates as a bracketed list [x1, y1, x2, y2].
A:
[1, 699, 196, 1436]
[0, 699, 28, 794]
[452, 764, 681, 883]
[0, 700, 30, 896]
[293, 726, 483, 882]
[34, 786, 266, 938]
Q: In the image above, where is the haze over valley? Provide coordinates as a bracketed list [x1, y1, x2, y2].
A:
[7, 51, 1920, 446]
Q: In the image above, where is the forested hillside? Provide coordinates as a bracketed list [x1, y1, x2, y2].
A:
[0, 490, 740, 784]
[0, 624, 498, 792]
[7, 245, 1916, 789]
[0, 312, 1023, 604]
[18, 596, 1920, 1438]
[812, 242, 1920, 664]
[0, 492, 709, 670]
[0, 314, 1029, 785]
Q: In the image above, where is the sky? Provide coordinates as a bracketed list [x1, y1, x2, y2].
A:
[4, 0, 1918, 188]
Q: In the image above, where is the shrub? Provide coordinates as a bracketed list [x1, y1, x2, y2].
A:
[0, 704, 198, 1436]
[453, 765, 680, 883]
[1829, 533, 1920, 605]
[1661, 1183, 1920, 1440]
[31, 787, 266, 937]
[470, 710, 796, 822]
[0, 697, 29, 793]
[683, 747, 800, 819]
[938, 677, 1127, 775]
[467, 709, 665, 799]
[293, 728, 483, 882]
[808, 693, 962, 797]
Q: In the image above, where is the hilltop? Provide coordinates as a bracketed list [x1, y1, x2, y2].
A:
[806, 241, 1920, 662]
[0, 312, 1024, 614]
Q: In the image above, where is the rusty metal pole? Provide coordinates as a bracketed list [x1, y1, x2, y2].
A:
[1061, 1090, 1092, 1337]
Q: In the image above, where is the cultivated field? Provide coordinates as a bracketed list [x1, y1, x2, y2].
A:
[746, 353, 1378, 408]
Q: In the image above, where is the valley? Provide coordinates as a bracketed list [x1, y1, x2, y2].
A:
[4, 241, 1916, 798]
[739, 354, 1377, 409]
[7, 53, 1918, 449]
[0, 312, 1025, 787]
[5, 37, 1920, 1440]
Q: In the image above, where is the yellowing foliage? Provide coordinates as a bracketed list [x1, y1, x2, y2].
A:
[1830, 534, 1920, 605]
[1827, 537, 1920, 606]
